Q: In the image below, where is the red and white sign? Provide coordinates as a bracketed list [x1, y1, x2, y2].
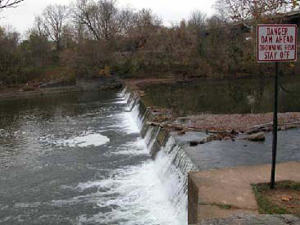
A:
[257, 24, 297, 62]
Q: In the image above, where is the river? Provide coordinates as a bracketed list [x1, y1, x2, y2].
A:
[0, 90, 186, 225]
[143, 76, 300, 116]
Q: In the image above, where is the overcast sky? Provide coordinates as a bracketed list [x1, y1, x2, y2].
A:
[0, 0, 216, 35]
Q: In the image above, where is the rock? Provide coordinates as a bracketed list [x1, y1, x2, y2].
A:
[223, 136, 232, 141]
[230, 129, 239, 135]
[281, 195, 292, 201]
[146, 121, 161, 127]
[177, 130, 186, 135]
[282, 124, 298, 131]
[246, 132, 265, 142]
[190, 141, 199, 147]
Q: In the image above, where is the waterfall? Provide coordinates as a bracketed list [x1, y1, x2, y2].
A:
[122, 88, 199, 225]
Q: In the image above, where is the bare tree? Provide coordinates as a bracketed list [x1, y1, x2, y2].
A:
[214, 0, 293, 23]
[31, 16, 47, 37]
[117, 7, 136, 36]
[206, 15, 225, 29]
[41, 4, 70, 51]
[74, 0, 119, 41]
[0, 0, 24, 9]
[73, 0, 100, 40]
[188, 10, 207, 31]
[118, 7, 162, 71]
[98, 0, 118, 40]
[125, 8, 162, 54]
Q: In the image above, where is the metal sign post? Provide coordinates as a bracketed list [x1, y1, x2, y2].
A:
[271, 62, 279, 189]
[257, 24, 297, 189]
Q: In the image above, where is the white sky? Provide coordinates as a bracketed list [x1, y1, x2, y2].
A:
[0, 0, 216, 35]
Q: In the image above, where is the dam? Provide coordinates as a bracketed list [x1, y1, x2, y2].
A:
[0, 88, 194, 225]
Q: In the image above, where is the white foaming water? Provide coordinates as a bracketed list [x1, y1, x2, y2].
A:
[119, 87, 127, 97]
[77, 161, 184, 225]
[126, 98, 136, 111]
[114, 99, 128, 104]
[1, 88, 191, 225]
[154, 138, 189, 222]
[144, 126, 154, 146]
[110, 138, 148, 156]
[114, 111, 140, 134]
[131, 102, 144, 131]
[74, 90, 188, 225]
[123, 92, 131, 104]
[100, 94, 140, 134]
[57, 133, 110, 148]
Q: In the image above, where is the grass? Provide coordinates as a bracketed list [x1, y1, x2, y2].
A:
[276, 181, 300, 191]
[214, 203, 233, 210]
[252, 181, 300, 216]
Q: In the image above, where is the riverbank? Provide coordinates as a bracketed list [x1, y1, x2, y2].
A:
[0, 86, 82, 101]
[125, 78, 300, 135]
[0, 78, 123, 101]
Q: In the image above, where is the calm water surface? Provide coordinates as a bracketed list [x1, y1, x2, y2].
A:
[0, 91, 183, 225]
[143, 76, 300, 116]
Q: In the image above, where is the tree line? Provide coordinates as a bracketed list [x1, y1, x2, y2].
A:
[0, 0, 299, 85]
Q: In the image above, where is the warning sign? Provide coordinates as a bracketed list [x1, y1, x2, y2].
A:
[257, 24, 297, 62]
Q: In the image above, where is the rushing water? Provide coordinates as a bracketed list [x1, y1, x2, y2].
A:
[0, 90, 187, 225]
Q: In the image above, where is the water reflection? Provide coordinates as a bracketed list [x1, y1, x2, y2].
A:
[143, 76, 300, 116]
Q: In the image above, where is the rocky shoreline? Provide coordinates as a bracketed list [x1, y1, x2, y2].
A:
[124, 79, 300, 146]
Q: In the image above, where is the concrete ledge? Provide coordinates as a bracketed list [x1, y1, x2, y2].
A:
[188, 161, 300, 224]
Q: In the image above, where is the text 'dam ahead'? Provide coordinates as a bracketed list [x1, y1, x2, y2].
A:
[257, 24, 297, 62]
